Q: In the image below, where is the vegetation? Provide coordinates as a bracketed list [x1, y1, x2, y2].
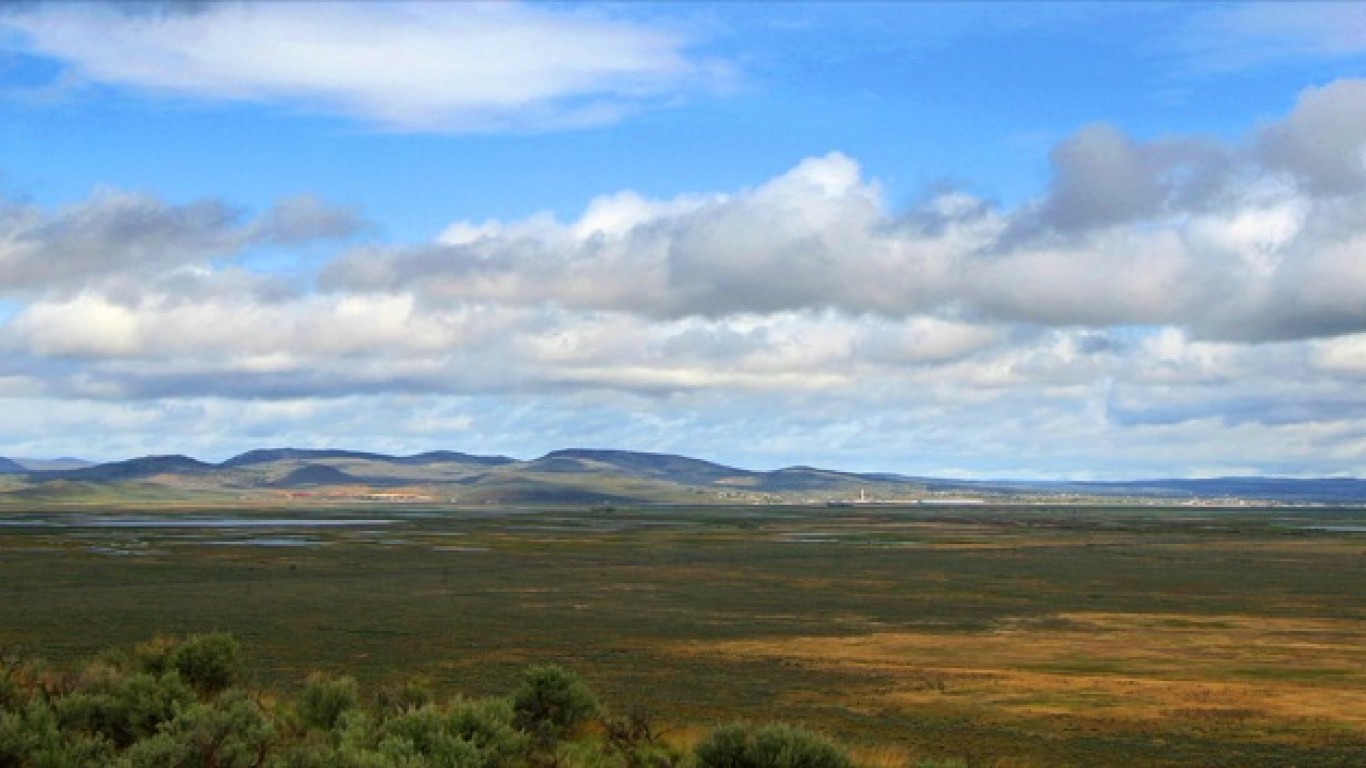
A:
[1, 503, 1364, 766]
[694, 723, 850, 768]
[0, 635, 851, 768]
[511, 664, 599, 748]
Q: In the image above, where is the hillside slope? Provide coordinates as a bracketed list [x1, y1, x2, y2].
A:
[4, 447, 1366, 505]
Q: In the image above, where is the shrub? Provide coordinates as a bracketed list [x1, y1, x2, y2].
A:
[602, 705, 681, 768]
[748, 724, 849, 768]
[117, 690, 272, 768]
[118, 672, 194, 743]
[695, 723, 851, 768]
[169, 633, 241, 696]
[378, 704, 484, 768]
[447, 697, 531, 768]
[511, 665, 598, 742]
[0, 707, 31, 766]
[377, 679, 435, 716]
[0, 638, 870, 768]
[298, 673, 361, 732]
[694, 723, 753, 768]
[2, 697, 114, 767]
[132, 636, 182, 678]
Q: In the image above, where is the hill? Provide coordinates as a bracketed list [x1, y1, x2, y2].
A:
[393, 450, 517, 467]
[220, 448, 393, 468]
[221, 447, 517, 469]
[41, 455, 214, 482]
[529, 449, 752, 484]
[3, 446, 1366, 505]
[269, 464, 361, 488]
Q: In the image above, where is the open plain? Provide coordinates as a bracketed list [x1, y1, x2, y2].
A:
[1, 502, 1363, 767]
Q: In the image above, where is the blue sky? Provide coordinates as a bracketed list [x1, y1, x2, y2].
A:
[3, 1, 1366, 477]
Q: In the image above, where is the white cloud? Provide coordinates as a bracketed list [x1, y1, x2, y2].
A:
[1, 2, 727, 131]
[1032, 124, 1230, 230]
[323, 152, 976, 319]
[0, 190, 360, 296]
[321, 84, 1366, 343]
[1257, 79, 1366, 195]
[1312, 334, 1366, 379]
[9, 78, 1366, 475]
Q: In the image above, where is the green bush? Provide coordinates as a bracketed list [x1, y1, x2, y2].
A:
[377, 704, 484, 768]
[298, 673, 362, 732]
[0, 637, 868, 768]
[169, 633, 242, 697]
[116, 691, 272, 768]
[0, 707, 34, 766]
[377, 679, 436, 716]
[50, 664, 193, 749]
[694, 723, 850, 768]
[511, 665, 599, 741]
[446, 697, 530, 768]
[694, 723, 751, 768]
[129, 633, 241, 697]
[269, 709, 382, 768]
[2, 697, 114, 767]
[132, 636, 181, 678]
[119, 672, 195, 742]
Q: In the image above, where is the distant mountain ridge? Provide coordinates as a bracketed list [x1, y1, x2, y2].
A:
[531, 449, 751, 484]
[221, 448, 515, 468]
[43, 455, 214, 482]
[3, 446, 1365, 505]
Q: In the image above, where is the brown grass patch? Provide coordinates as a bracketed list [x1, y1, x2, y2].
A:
[672, 612, 1366, 733]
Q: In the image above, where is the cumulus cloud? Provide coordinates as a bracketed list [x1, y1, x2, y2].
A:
[0, 191, 360, 295]
[0, 191, 240, 292]
[8, 78, 1366, 475]
[1257, 79, 1366, 196]
[12, 80, 1366, 358]
[1, 2, 727, 131]
[318, 82, 1366, 344]
[1030, 124, 1232, 231]
[249, 196, 365, 244]
[322, 153, 974, 319]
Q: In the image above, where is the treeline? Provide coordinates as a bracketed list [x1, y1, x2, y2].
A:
[0, 633, 895, 768]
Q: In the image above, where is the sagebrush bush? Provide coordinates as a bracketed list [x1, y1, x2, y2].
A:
[0, 636, 874, 768]
[695, 722, 851, 768]
[511, 664, 599, 742]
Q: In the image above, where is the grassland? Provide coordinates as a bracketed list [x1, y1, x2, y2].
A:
[1, 501, 1363, 766]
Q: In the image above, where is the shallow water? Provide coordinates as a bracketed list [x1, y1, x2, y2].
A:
[65, 517, 398, 529]
[1299, 524, 1366, 532]
[202, 537, 323, 547]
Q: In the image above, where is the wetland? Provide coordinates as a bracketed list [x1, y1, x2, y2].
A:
[1, 502, 1364, 766]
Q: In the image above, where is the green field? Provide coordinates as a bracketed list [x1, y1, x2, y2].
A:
[2, 502, 1364, 767]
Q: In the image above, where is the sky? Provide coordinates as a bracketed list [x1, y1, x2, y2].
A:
[3, 2, 1366, 478]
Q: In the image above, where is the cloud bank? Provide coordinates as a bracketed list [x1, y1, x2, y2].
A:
[4, 78, 1366, 474]
[320, 79, 1366, 343]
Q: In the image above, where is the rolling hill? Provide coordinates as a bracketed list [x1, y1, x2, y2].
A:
[42, 455, 215, 482]
[3, 446, 1365, 505]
